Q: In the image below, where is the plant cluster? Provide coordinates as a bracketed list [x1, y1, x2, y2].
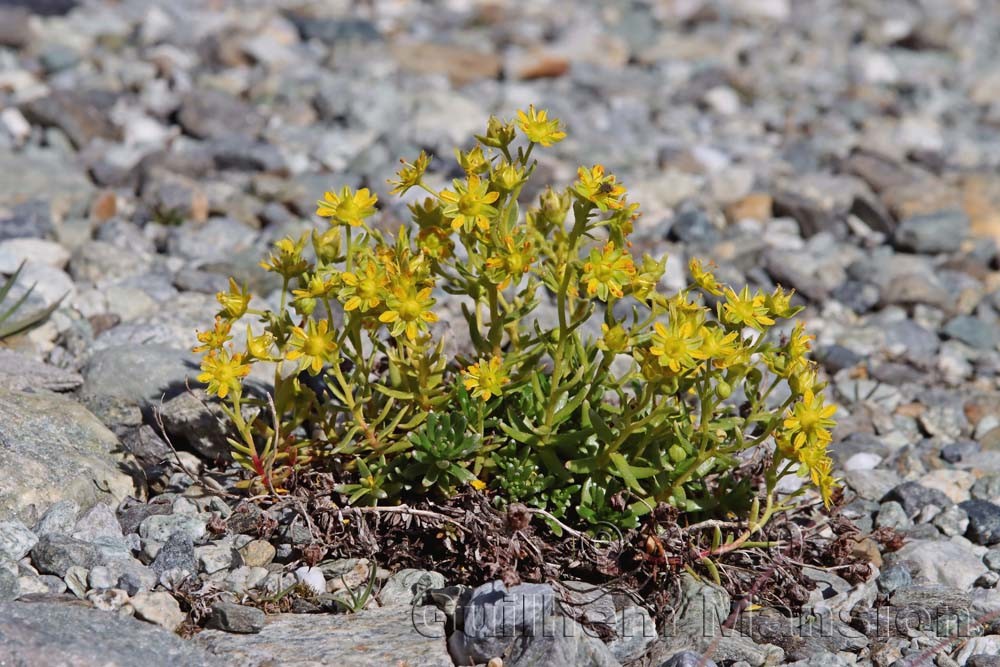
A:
[194, 107, 836, 532]
[0, 261, 64, 341]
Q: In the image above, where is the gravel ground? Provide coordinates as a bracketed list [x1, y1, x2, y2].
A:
[3, 0, 1000, 665]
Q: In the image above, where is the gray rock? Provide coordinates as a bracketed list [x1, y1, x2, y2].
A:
[0, 390, 137, 524]
[81, 344, 202, 412]
[131, 591, 186, 631]
[934, 505, 970, 537]
[205, 601, 266, 634]
[972, 475, 1000, 504]
[878, 563, 913, 593]
[842, 469, 901, 501]
[608, 604, 657, 663]
[0, 567, 19, 602]
[377, 568, 446, 607]
[884, 539, 987, 590]
[882, 482, 953, 517]
[449, 580, 619, 667]
[30, 534, 101, 577]
[20, 90, 120, 148]
[0, 601, 217, 666]
[876, 501, 912, 530]
[177, 90, 264, 140]
[157, 390, 234, 460]
[660, 651, 718, 667]
[197, 605, 452, 666]
[150, 531, 196, 576]
[64, 565, 89, 598]
[0, 150, 94, 216]
[736, 608, 867, 660]
[139, 512, 209, 545]
[72, 503, 125, 545]
[893, 209, 969, 254]
[961, 499, 1000, 546]
[34, 500, 79, 537]
[943, 316, 998, 350]
[0, 520, 38, 562]
[0, 349, 83, 392]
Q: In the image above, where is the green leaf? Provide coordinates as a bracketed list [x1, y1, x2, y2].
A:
[589, 408, 615, 444]
[609, 452, 646, 493]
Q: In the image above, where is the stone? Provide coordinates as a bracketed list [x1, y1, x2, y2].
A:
[934, 506, 970, 537]
[893, 209, 970, 254]
[885, 539, 988, 590]
[20, 90, 120, 148]
[0, 601, 216, 665]
[377, 568, 446, 607]
[961, 499, 1000, 546]
[0, 349, 83, 392]
[72, 503, 125, 545]
[205, 601, 266, 634]
[878, 563, 913, 594]
[197, 605, 451, 666]
[88, 587, 130, 611]
[177, 90, 264, 140]
[943, 315, 998, 350]
[448, 580, 619, 667]
[237, 540, 275, 568]
[81, 344, 202, 412]
[30, 534, 101, 577]
[157, 389, 235, 460]
[843, 469, 902, 501]
[736, 608, 867, 660]
[150, 531, 196, 576]
[882, 481, 953, 517]
[293, 566, 326, 596]
[131, 591, 186, 631]
[0, 390, 137, 524]
[876, 501, 911, 530]
[390, 41, 502, 87]
[660, 651, 718, 667]
[64, 565, 89, 598]
[195, 544, 234, 574]
[139, 513, 209, 544]
[0, 567, 19, 602]
[609, 604, 657, 663]
[0, 520, 38, 562]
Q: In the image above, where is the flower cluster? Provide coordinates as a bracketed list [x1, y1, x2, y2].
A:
[194, 106, 837, 526]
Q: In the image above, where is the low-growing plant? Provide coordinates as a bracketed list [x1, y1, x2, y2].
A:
[194, 107, 836, 533]
[0, 261, 64, 340]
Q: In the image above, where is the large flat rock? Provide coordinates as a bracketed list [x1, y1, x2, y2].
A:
[0, 601, 221, 666]
[196, 605, 452, 667]
[0, 389, 138, 523]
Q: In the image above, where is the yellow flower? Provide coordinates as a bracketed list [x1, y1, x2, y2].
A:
[470, 478, 487, 491]
[484, 234, 535, 290]
[597, 323, 630, 354]
[286, 319, 339, 375]
[316, 186, 378, 227]
[417, 226, 454, 262]
[440, 174, 500, 233]
[516, 105, 566, 146]
[379, 286, 439, 340]
[689, 258, 724, 296]
[292, 271, 340, 305]
[693, 325, 741, 368]
[766, 286, 797, 318]
[479, 115, 517, 149]
[198, 349, 250, 399]
[721, 286, 775, 331]
[339, 261, 387, 312]
[389, 151, 430, 195]
[245, 325, 276, 361]
[259, 235, 309, 278]
[632, 253, 667, 302]
[193, 317, 233, 353]
[492, 161, 526, 192]
[784, 322, 814, 374]
[463, 356, 510, 401]
[582, 242, 635, 301]
[574, 164, 626, 211]
[783, 390, 837, 451]
[217, 278, 251, 320]
[648, 320, 703, 374]
[455, 145, 489, 175]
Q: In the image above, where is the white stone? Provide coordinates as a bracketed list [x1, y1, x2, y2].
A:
[843, 452, 882, 472]
[294, 566, 326, 596]
[131, 591, 185, 631]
